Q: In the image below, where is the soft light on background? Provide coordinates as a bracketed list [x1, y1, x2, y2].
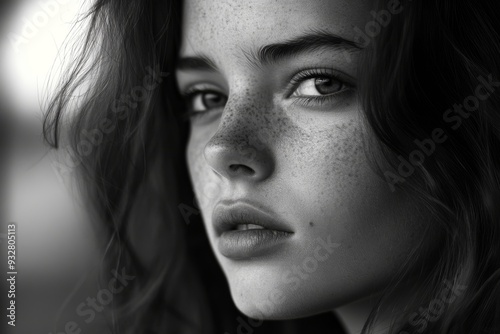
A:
[1, 0, 109, 333]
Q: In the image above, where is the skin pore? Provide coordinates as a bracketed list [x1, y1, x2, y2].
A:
[175, 0, 438, 332]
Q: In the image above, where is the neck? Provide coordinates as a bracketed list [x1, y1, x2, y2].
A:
[334, 293, 388, 334]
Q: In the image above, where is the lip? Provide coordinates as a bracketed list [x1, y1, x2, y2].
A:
[213, 201, 294, 259]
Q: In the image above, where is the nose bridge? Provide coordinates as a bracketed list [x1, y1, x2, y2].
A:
[213, 92, 262, 144]
[203, 90, 275, 182]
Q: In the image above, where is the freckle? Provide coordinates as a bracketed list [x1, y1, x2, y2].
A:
[309, 222, 314, 227]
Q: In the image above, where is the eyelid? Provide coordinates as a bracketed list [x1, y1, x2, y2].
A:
[180, 83, 225, 98]
[288, 89, 354, 109]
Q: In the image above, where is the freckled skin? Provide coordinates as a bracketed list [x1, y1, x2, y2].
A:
[177, 0, 437, 320]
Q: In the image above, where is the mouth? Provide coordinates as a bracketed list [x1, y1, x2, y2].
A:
[213, 201, 294, 259]
[234, 224, 265, 231]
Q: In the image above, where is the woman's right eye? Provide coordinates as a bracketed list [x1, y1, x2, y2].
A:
[183, 88, 228, 119]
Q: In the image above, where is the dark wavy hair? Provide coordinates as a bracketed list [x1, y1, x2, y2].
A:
[44, 0, 500, 333]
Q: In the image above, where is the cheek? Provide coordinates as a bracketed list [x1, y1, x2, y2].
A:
[288, 115, 421, 254]
[278, 113, 376, 217]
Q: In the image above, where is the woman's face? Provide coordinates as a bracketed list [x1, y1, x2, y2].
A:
[176, 0, 434, 320]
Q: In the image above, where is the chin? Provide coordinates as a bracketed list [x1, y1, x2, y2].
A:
[232, 294, 307, 321]
[223, 260, 391, 322]
[226, 278, 349, 321]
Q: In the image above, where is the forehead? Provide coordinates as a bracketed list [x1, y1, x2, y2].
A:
[180, 0, 371, 61]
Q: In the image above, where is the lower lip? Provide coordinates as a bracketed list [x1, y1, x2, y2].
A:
[217, 229, 292, 259]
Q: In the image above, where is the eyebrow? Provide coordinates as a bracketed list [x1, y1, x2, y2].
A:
[176, 29, 361, 72]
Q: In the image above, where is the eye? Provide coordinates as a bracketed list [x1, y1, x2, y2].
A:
[191, 91, 227, 112]
[187, 90, 227, 112]
[288, 68, 355, 108]
[293, 77, 344, 97]
[180, 86, 228, 121]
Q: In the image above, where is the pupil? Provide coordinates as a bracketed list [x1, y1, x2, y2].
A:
[315, 78, 341, 95]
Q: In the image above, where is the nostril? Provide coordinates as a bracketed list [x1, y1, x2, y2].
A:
[229, 164, 255, 176]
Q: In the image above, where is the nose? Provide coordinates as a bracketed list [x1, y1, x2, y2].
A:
[203, 106, 275, 182]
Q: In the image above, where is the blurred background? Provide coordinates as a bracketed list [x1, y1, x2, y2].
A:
[0, 0, 109, 333]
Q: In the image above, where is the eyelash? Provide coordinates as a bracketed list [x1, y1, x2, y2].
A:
[180, 68, 355, 121]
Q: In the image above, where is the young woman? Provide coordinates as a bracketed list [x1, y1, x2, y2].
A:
[44, 0, 500, 333]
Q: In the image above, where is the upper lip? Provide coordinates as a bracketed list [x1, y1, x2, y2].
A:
[212, 200, 294, 236]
